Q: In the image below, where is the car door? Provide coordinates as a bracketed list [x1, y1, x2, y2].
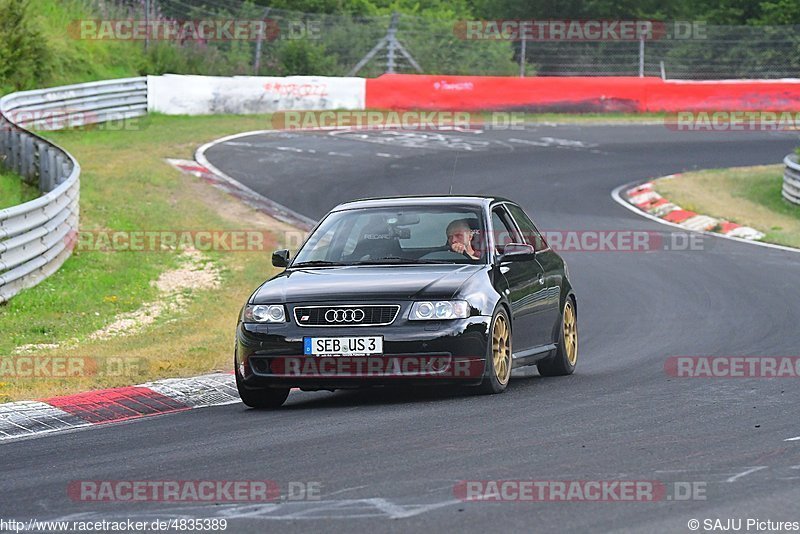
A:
[505, 202, 562, 345]
[490, 204, 551, 351]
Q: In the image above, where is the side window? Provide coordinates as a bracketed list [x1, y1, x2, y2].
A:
[506, 204, 548, 252]
[491, 206, 521, 254]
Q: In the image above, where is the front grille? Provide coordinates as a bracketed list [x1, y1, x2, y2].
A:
[294, 305, 400, 327]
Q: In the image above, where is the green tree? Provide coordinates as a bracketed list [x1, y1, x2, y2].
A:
[0, 0, 51, 91]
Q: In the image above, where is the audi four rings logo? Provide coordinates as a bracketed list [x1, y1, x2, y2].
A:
[325, 308, 365, 323]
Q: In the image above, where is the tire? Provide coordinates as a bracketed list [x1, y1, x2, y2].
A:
[478, 307, 512, 394]
[537, 296, 578, 377]
[235, 360, 290, 409]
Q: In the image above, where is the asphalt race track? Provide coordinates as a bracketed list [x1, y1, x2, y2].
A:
[3, 125, 800, 532]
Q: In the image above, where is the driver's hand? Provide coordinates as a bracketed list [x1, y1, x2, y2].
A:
[451, 242, 466, 254]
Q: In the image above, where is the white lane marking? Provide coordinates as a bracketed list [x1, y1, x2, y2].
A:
[49, 498, 462, 521]
[508, 138, 550, 147]
[327, 151, 352, 157]
[791, 465, 800, 469]
[222, 141, 256, 147]
[508, 137, 598, 149]
[725, 466, 768, 483]
[784, 436, 800, 441]
[275, 146, 304, 152]
[375, 152, 401, 158]
[324, 485, 370, 497]
[330, 129, 492, 151]
[540, 136, 597, 148]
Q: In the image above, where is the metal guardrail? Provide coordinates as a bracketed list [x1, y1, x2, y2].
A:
[0, 77, 147, 303]
[783, 154, 800, 206]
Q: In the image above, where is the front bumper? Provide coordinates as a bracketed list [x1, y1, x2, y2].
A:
[235, 311, 491, 389]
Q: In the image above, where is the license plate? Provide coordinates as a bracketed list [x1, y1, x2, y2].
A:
[304, 336, 383, 356]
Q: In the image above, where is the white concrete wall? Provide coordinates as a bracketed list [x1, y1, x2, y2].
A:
[147, 74, 366, 114]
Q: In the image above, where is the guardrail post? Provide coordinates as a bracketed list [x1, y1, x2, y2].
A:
[8, 130, 19, 172]
[38, 142, 53, 193]
[0, 127, 8, 167]
[22, 134, 36, 184]
[18, 132, 28, 177]
[61, 159, 71, 183]
[19, 132, 29, 179]
[54, 153, 66, 184]
[48, 149, 59, 189]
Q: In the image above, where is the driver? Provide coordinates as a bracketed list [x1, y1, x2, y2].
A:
[446, 219, 482, 260]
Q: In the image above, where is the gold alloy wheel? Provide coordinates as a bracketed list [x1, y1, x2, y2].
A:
[563, 301, 578, 366]
[492, 313, 512, 385]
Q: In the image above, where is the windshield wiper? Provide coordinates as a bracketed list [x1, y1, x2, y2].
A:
[291, 260, 347, 267]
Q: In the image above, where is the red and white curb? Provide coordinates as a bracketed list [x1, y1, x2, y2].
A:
[0, 373, 241, 441]
[623, 178, 765, 240]
[166, 157, 314, 231]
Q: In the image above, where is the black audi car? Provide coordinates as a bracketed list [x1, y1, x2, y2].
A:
[235, 196, 577, 408]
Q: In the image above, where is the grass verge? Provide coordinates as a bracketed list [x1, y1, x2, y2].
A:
[0, 169, 38, 209]
[0, 113, 301, 402]
[653, 165, 800, 249]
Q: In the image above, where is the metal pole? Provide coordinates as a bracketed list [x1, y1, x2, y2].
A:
[144, 0, 150, 52]
[638, 36, 645, 77]
[660, 60, 666, 80]
[253, 8, 272, 75]
[349, 11, 420, 76]
[519, 37, 526, 77]
[385, 12, 399, 74]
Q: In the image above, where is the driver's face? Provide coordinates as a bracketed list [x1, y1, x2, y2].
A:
[447, 227, 472, 247]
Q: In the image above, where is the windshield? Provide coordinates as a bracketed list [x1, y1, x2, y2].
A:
[291, 206, 488, 266]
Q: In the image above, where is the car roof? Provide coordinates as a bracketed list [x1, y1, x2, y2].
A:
[331, 195, 514, 212]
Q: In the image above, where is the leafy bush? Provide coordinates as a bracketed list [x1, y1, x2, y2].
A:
[275, 40, 338, 76]
[0, 0, 51, 92]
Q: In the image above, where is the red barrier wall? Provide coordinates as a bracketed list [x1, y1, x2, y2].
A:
[365, 74, 800, 112]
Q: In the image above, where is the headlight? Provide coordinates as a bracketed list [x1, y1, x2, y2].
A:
[409, 300, 469, 320]
[243, 304, 286, 323]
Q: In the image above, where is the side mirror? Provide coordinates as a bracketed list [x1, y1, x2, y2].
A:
[272, 249, 290, 267]
[498, 243, 536, 262]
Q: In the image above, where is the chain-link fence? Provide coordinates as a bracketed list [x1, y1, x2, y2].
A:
[100, 1, 800, 79]
[535, 25, 800, 78]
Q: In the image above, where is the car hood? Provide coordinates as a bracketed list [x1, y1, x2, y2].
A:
[251, 264, 485, 303]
